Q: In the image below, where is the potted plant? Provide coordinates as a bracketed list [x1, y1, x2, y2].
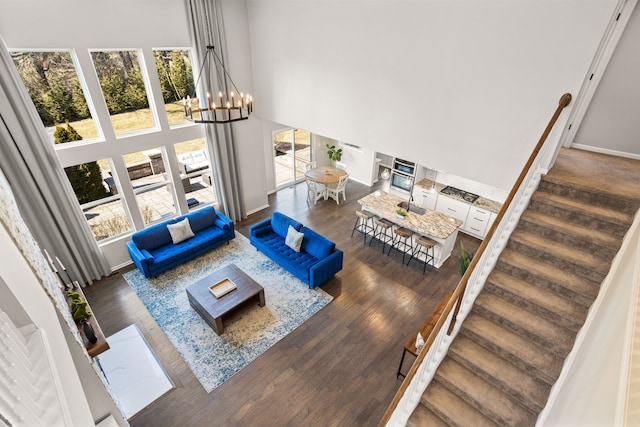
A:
[458, 242, 474, 276]
[326, 144, 343, 166]
[395, 209, 408, 219]
[67, 291, 98, 344]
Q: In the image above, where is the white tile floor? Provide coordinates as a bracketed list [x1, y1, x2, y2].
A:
[96, 324, 174, 419]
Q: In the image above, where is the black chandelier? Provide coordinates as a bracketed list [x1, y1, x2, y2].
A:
[183, 45, 252, 124]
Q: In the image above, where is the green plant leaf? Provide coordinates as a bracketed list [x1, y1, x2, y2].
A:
[459, 241, 474, 276]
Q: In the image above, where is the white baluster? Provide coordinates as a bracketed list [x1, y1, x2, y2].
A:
[0, 309, 48, 426]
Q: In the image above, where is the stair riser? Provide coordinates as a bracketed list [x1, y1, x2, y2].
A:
[517, 217, 618, 260]
[484, 281, 583, 333]
[447, 351, 547, 414]
[419, 398, 455, 426]
[527, 198, 629, 238]
[420, 384, 495, 426]
[506, 238, 607, 284]
[459, 325, 558, 386]
[539, 179, 639, 215]
[473, 303, 571, 358]
[434, 369, 536, 426]
[494, 257, 597, 308]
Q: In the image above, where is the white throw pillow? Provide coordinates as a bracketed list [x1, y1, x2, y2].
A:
[167, 218, 195, 244]
[285, 225, 304, 252]
[192, 150, 207, 163]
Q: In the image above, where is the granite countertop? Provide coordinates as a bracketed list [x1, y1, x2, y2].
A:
[358, 191, 462, 239]
[414, 178, 503, 214]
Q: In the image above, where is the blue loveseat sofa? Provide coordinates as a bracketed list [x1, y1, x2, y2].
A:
[127, 206, 234, 278]
[248, 212, 343, 288]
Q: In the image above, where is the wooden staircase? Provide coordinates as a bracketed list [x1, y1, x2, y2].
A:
[407, 149, 640, 426]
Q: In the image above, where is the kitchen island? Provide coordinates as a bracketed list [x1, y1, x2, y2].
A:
[358, 191, 462, 268]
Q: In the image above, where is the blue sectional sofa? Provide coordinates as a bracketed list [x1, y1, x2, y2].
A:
[127, 206, 235, 278]
[248, 212, 343, 288]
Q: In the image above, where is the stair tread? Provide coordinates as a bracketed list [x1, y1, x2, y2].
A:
[437, 358, 538, 426]
[461, 314, 563, 384]
[510, 228, 610, 275]
[531, 190, 633, 226]
[449, 335, 551, 412]
[520, 209, 622, 250]
[422, 379, 500, 427]
[541, 172, 640, 207]
[487, 269, 588, 327]
[474, 292, 576, 355]
[498, 248, 600, 303]
[406, 404, 449, 427]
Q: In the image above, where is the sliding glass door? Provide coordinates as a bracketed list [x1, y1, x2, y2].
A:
[273, 129, 312, 189]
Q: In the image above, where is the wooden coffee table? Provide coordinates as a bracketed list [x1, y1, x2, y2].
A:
[186, 264, 265, 335]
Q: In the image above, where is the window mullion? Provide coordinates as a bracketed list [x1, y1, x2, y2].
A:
[74, 48, 115, 141]
[110, 157, 144, 231]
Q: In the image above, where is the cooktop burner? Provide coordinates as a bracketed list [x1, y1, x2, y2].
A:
[440, 186, 479, 203]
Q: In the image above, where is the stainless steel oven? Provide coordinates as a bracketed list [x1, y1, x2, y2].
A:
[392, 158, 416, 176]
[390, 171, 414, 194]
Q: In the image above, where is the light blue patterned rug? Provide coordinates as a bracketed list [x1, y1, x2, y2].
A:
[123, 233, 333, 393]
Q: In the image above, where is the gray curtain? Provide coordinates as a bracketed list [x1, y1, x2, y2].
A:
[185, 0, 246, 221]
[0, 36, 110, 285]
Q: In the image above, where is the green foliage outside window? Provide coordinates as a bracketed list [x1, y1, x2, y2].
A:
[154, 50, 194, 103]
[55, 123, 107, 204]
[12, 51, 91, 126]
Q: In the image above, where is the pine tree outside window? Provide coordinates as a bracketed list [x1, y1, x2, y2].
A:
[90, 50, 156, 135]
[11, 50, 98, 144]
[153, 49, 195, 127]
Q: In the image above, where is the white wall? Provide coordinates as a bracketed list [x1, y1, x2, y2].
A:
[218, 0, 269, 214]
[0, 0, 190, 48]
[247, 0, 618, 190]
[573, 2, 640, 158]
[0, 225, 127, 426]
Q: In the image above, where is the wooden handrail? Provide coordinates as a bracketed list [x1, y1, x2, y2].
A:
[378, 93, 572, 427]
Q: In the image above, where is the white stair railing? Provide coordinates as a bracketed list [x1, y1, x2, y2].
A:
[0, 309, 70, 426]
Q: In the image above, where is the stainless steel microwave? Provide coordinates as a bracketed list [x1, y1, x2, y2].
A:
[392, 158, 416, 176]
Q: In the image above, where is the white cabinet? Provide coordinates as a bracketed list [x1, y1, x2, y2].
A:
[435, 196, 470, 223]
[412, 186, 438, 210]
[463, 206, 494, 238]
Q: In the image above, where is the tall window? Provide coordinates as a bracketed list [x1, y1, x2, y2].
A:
[174, 139, 216, 210]
[153, 49, 195, 127]
[122, 149, 176, 224]
[273, 129, 312, 189]
[91, 50, 155, 135]
[79, 158, 133, 242]
[11, 50, 97, 143]
[10, 45, 209, 247]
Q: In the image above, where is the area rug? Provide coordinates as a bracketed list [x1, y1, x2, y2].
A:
[123, 233, 333, 393]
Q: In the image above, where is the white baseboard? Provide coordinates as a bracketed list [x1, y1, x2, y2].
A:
[347, 176, 374, 187]
[571, 143, 640, 160]
[110, 260, 132, 274]
[246, 204, 269, 216]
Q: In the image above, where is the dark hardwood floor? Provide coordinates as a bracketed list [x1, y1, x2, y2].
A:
[84, 179, 480, 427]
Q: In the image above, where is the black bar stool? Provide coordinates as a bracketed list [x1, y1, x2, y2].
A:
[351, 210, 376, 244]
[369, 218, 394, 253]
[407, 235, 436, 274]
[388, 227, 414, 264]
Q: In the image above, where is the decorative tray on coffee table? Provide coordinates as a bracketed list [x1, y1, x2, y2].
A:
[208, 278, 237, 298]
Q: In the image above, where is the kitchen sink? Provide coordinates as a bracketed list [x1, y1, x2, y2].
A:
[397, 201, 427, 215]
